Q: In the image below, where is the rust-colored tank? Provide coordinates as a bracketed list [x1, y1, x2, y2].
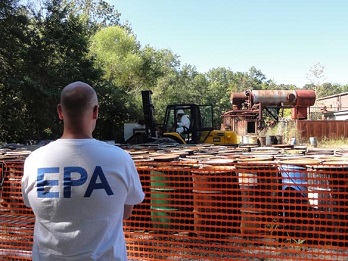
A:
[230, 89, 316, 107]
[292, 89, 316, 119]
[230, 92, 248, 108]
[295, 90, 316, 107]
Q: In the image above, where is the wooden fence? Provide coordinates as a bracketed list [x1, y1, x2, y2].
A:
[297, 120, 348, 142]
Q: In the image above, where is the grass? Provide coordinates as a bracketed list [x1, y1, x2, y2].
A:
[315, 137, 348, 148]
[296, 137, 348, 149]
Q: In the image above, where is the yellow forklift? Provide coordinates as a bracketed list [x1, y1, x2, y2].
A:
[125, 91, 237, 146]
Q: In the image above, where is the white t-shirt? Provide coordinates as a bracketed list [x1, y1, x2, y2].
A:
[22, 139, 145, 261]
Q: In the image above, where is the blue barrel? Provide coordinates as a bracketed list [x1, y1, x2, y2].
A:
[278, 159, 321, 216]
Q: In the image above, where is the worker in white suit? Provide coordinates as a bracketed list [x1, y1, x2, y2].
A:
[176, 109, 190, 134]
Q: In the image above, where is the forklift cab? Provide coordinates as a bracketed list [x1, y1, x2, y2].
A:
[161, 104, 214, 143]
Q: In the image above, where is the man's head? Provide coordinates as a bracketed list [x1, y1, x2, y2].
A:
[58, 81, 99, 138]
[176, 109, 185, 117]
[59, 81, 98, 118]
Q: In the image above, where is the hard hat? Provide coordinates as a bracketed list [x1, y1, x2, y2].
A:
[177, 109, 184, 115]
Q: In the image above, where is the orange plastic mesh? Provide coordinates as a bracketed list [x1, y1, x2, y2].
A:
[125, 161, 348, 260]
[1, 159, 347, 260]
[0, 160, 33, 261]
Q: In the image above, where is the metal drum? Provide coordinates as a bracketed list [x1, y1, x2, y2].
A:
[191, 165, 240, 238]
[266, 135, 277, 146]
[308, 160, 348, 209]
[278, 159, 321, 239]
[1, 160, 31, 213]
[307, 163, 335, 212]
[259, 136, 266, 146]
[307, 161, 348, 247]
[235, 161, 280, 237]
[124, 164, 153, 230]
[279, 159, 321, 202]
[149, 161, 194, 232]
[276, 135, 283, 144]
[278, 159, 321, 213]
[309, 137, 318, 148]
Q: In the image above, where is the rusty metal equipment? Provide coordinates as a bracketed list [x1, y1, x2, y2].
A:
[222, 90, 316, 138]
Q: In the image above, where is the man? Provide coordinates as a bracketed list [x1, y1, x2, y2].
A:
[22, 81, 145, 261]
[175, 109, 190, 134]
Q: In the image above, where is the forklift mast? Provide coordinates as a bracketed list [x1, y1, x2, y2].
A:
[141, 90, 156, 140]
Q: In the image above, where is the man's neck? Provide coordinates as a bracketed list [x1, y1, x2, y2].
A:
[60, 130, 93, 139]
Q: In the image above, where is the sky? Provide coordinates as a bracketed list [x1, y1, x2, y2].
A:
[110, 0, 348, 87]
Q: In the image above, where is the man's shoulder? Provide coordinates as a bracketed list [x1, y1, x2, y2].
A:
[95, 141, 132, 157]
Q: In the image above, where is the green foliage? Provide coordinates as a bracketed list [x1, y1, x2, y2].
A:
[0, 0, 31, 142]
[22, 0, 101, 139]
[89, 26, 142, 93]
[205, 68, 236, 129]
[0, 0, 347, 143]
[316, 83, 343, 98]
[0, 0, 101, 142]
[93, 82, 141, 142]
[63, 0, 121, 29]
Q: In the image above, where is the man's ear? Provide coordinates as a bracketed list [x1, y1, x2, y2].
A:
[93, 105, 99, 119]
[57, 104, 63, 120]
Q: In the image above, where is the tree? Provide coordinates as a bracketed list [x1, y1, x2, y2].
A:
[306, 62, 326, 98]
[319, 83, 343, 98]
[136, 47, 182, 124]
[24, 0, 121, 29]
[89, 26, 142, 93]
[248, 66, 266, 87]
[0, 0, 31, 142]
[0, 0, 104, 142]
[139, 46, 181, 89]
[341, 84, 348, 93]
[205, 68, 237, 128]
[230, 71, 252, 92]
[1, 0, 138, 142]
[307, 62, 326, 86]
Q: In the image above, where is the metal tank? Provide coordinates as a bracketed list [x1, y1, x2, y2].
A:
[245, 89, 316, 107]
[248, 90, 297, 106]
[295, 90, 316, 106]
[230, 92, 248, 109]
[293, 89, 316, 119]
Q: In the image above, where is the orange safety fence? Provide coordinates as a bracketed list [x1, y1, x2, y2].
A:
[125, 160, 348, 260]
[1, 159, 348, 260]
[0, 160, 33, 261]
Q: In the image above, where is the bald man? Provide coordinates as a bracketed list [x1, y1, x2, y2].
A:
[22, 81, 145, 261]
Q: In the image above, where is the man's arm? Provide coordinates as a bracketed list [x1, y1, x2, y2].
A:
[123, 204, 134, 219]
